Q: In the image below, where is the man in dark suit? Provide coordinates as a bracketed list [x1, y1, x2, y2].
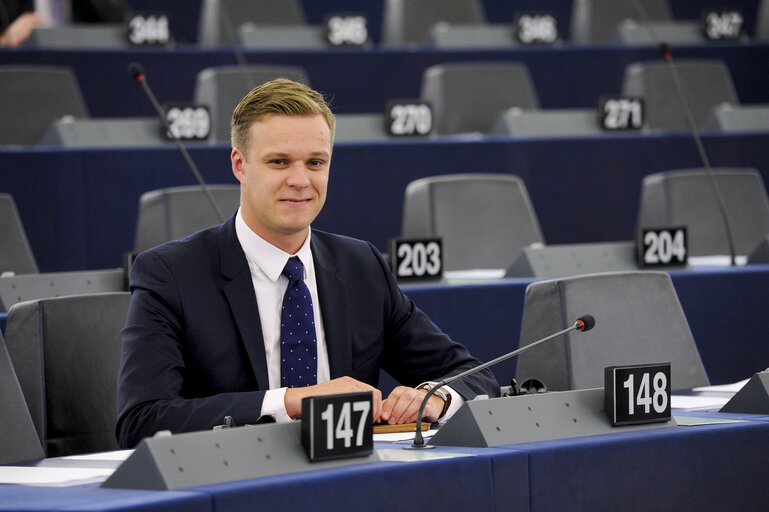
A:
[116, 78, 498, 449]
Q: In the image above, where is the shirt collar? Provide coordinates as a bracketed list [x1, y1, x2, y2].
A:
[235, 208, 313, 282]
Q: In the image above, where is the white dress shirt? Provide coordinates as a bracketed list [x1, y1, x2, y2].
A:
[235, 209, 329, 422]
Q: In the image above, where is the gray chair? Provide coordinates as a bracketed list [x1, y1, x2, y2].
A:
[401, 174, 544, 271]
[382, 0, 485, 46]
[134, 185, 241, 253]
[0, 194, 38, 275]
[5, 293, 131, 457]
[515, 271, 709, 391]
[198, 0, 305, 46]
[621, 59, 739, 132]
[757, 0, 769, 41]
[0, 66, 88, 146]
[570, 0, 672, 44]
[194, 65, 309, 143]
[421, 62, 539, 135]
[0, 330, 44, 464]
[637, 168, 769, 256]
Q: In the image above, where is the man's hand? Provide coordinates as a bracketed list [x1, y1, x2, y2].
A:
[284, 376, 383, 420]
[380, 386, 444, 424]
[0, 13, 51, 48]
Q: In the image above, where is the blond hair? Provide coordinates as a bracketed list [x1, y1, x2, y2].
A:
[230, 78, 335, 152]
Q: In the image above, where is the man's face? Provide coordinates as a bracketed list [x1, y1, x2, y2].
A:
[231, 113, 331, 252]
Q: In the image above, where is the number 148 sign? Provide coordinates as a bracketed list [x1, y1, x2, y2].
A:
[605, 363, 671, 426]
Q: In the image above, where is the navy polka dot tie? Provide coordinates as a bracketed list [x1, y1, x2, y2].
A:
[280, 257, 318, 388]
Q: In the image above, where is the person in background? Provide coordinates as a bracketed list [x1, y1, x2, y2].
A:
[0, 0, 126, 47]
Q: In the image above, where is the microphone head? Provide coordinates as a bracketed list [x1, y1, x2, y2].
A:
[128, 62, 145, 82]
[658, 42, 672, 60]
[575, 315, 595, 332]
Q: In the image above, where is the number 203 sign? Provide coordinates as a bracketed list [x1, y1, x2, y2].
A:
[389, 238, 443, 281]
[604, 363, 671, 426]
[301, 392, 373, 462]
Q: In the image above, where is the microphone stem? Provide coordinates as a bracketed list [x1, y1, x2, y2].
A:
[409, 322, 581, 448]
[662, 56, 737, 266]
[137, 77, 226, 223]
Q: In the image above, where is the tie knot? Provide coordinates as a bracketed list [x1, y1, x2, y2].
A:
[282, 256, 304, 282]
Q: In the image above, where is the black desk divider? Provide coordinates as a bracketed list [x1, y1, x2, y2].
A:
[720, 370, 769, 414]
[505, 242, 639, 278]
[102, 421, 380, 490]
[429, 388, 677, 448]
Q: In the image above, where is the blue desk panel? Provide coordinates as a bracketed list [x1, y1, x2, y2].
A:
[193, 446, 529, 512]
[2, 133, 768, 272]
[505, 418, 769, 511]
[0, 485, 211, 512]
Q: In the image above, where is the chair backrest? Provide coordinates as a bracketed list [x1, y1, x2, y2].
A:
[134, 185, 241, 253]
[4, 293, 131, 457]
[193, 65, 309, 143]
[0, 330, 44, 464]
[401, 174, 544, 270]
[621, 59, 739, 132]
[0, 194, 38, 274]
[0, 66, 88, 146]
[198, 0, 305, 46]
[637, 168, 769, 256]
[757, 0, 769, 41]
[515, 271, 709, 391]
[570, 0, 672, 43]
[382, 0, 485, 45]
[421, 62, 539, 135]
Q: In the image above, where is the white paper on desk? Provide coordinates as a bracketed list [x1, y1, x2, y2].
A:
[377, 448, 475, 463]
[692, 379, 749, 393]
[63, 449, 134, 462]
[374, 430, 438, 442]
[671, 395, 731, 410]
[444, 269, 506, 281]
[688, 255, 747, 266]
[0, 466, 114, 486]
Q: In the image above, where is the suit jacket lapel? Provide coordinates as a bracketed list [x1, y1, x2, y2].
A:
[217, 216, 270, 390]
[312, 235, 352, 378]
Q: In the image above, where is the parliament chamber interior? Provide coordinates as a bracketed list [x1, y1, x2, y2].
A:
[1, 0, 769, 510]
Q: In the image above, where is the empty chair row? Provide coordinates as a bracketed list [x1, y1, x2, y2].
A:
[401, 168, 769, 272]
[11, 0, 769, 48]
[4, 58, 767, 146]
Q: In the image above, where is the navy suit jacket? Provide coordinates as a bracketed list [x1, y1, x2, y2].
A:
[116, 216, 498, 448]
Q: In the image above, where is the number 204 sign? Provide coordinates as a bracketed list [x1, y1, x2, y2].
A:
[604, 363, 671, 426]
[301, 392, 373, 462]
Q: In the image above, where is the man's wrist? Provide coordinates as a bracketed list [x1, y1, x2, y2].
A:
[417, 384, 452, 419]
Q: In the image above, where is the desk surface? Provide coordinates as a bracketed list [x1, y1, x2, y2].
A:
[1, 408, 768, 512]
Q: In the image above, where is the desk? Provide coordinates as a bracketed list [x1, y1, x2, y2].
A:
[401, 265, 769, 388]
[1, 411, 768, 511]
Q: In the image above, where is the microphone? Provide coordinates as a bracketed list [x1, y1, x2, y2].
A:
[629, 1, 738, 266]
[128, 62, 225, 224]
[405, 315, 595, 449]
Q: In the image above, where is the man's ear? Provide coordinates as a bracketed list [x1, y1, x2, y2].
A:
[231, 147, 246, 184]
